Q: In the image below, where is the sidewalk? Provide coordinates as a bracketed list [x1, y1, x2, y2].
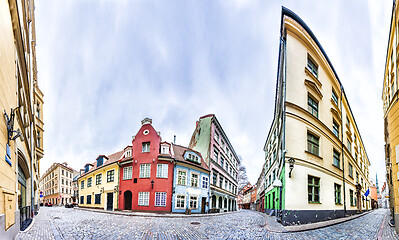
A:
[258, 210, 372, 233]
[75, 207, 238, 218]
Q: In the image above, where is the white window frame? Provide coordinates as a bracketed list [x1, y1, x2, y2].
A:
[138, 192, 150, 206]
[154, 192, 167, 207]
[123, 166, 133, 180]
[177, 169, 187, 185]
[175, 194, 186, 209]
[191, 172, 199, 188]
[202, 176, 209, 189]
[142, 142, 150, 153]
[189, 195, 198, 209]
[156, 164, 168, 178]
[140, 164, 151, 178]
[161, 145, 169, 154]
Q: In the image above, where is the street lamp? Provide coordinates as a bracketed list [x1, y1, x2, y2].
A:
[288, 158, 295, 178]
[273, 179, 283, 223]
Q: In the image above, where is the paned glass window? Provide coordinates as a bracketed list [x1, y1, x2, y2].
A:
[176, 195, 185, 209]
[142, 142, 150, 153]
[138, 192, 150, 206]
[177, 170, 187, 185]
[308, 96, 318, 118]
[87, 177, 92, 187]
[156, 164, 168, 178]
[334, 183, 341, 204]
[333, 150, 340, 168]
[307, 57, 318, 77]
[308, 175, 320, 203]
[140, 164, 151, 178]
[95, 194, 101, 204]
[190, 196, 198, 209]
[123, 166, 132, 180]
[307, 133, 319, 156]
[333, 120, 339, 138]
[191, 173, 199, 187]
[96, 174, 102, 185]
[155, 192, 167, 207]
[107, 170, 115, 182]
[202, 176, 209, 189]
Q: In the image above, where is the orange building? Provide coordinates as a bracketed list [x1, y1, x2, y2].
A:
[250, 187, 257, 211]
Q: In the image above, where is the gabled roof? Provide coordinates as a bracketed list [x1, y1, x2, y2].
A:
[78, 150, 124, 179]
[172, 144, 210, 172]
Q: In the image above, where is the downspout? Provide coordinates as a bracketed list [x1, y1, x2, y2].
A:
[29, 17, 35, 218]
[280, 34, 286, 213]
[340, 87, 346, 215]
[116, 162, 120, 210]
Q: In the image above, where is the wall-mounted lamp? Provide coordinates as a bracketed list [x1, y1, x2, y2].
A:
[151, 180, 154, 189]
[288, 158, 295, 178]
[4, 108, 21, 144]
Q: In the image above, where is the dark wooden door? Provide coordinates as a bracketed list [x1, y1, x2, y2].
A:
[107, 193, 113, 211]
[201, 197, 206, 213]
[124, 191, 132, 210]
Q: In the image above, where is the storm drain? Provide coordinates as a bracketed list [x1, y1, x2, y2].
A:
[53, 217, 60, 219]
[190, 222, 200, 225]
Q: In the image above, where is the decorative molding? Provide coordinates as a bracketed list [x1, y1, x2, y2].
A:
[305, 67, 322, 88]
[304, 79, 323, 100]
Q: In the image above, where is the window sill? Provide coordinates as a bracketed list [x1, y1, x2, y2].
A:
[305, 151, 323, 160]
[335, 203, 343, 205]
[308, 202, 321, 204]
[332, 164, 342, 171]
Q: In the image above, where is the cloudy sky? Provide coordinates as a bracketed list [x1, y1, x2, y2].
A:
[35, 0, 392, 186]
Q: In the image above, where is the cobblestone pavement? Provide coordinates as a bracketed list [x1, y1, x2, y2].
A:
[15, 207, 397, 240]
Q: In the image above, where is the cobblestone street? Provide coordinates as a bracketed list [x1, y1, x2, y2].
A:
[15, 207, 397, 240]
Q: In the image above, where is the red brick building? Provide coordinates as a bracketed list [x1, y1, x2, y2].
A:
[118, 118, 174, 212]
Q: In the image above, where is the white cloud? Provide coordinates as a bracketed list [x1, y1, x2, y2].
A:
[35, 0, 392, 187]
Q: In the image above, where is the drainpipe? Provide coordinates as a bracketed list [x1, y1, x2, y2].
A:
[280, 34, 287, 213]
[28, 16, 35, 218]
[340, 87, 346, 215]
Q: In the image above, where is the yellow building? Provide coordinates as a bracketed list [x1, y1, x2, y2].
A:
[382, 1, 399, 233]
[78, 150, 124, 211]
[0, 0, 43, 237]
[261, 7, 371, 225]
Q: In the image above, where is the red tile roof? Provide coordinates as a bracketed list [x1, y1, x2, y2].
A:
[78, 150, 124, 179]
[172, 144, 210, 172]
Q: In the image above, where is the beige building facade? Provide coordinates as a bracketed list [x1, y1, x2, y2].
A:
[382, 1, 399, 233]
[0, 0, 44, 237]
[261, 7, 371, 226]
[40, 163, 79, 205]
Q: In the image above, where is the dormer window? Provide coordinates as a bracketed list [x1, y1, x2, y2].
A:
[84, 165, 90, 173]
[124, 150, 131, 158]
[185, 151, 200, 164]
[161, 145, 169, 154]
[97, 156, 103, 167]
[142, 142, 150, 153]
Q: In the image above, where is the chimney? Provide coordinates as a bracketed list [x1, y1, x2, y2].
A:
[196, 121, 199, 128]
[174, 135, 176, 144]
[62, 162, 68, 166]
[141, 118, 152, 125]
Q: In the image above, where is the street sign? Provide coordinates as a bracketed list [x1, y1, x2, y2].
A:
[40, 194, 43, 198]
